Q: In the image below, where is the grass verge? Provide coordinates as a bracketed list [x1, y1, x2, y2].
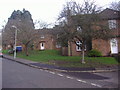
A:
[3, 50, 119, 68]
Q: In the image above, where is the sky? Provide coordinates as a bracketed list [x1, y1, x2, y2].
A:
[0, 0, 118, 29]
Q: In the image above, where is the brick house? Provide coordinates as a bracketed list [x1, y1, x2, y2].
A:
[92, 8, 120, 56]
[33, 27, 81, 56]
[34, 28, 62, 51]
[66, 8, 120, 56]
[34, 8, 119, 56]
[5, 8, 118, 56]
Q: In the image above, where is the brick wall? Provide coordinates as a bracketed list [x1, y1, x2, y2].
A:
[34, 34, 61, 51]
[118, 38, 120, 53]
[92, 39, 111, 56]
[70, 42, 82, 56]
[34, 34, 53, 50]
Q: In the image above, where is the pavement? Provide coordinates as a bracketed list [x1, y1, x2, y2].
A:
[3, 54, 120, 73]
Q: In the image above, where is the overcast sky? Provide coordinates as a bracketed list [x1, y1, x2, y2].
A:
[0, 0, 117, 29]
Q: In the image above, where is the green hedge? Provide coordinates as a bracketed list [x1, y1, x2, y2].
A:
[88, 49, 102, 57]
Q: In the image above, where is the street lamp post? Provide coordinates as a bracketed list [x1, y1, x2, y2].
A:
[12, 25, 17, 59]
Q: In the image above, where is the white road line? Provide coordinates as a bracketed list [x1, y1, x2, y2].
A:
[80, 80, 87, 83]
[76, 79, 101, 87]
[91, 83, 97, 86]
[44, 70, 48, 72]
[77, 79, 84, 82]
[43, 69, 102, 88]
[49, 71, 55, 74]
[91, 83, 102, 88]
[95, 84, 102, 88]
[77, 79, 87, 83]
[40, 69, 43, 71]
[66, 76, 74, 79]
[77, 79, 82, 82]
[57, 73, 64, 77]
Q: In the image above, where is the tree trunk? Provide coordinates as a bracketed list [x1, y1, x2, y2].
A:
[68, 41, 71, 56]
[81, 44, 85, 64]
[9, 43, 14, 50]
[81, 50, 85, 64]
[25, 45, 29, 56]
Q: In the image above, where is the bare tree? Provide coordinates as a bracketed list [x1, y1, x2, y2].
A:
[17, 20, 38, 56]
[34, 20, 49, 29]
[2, 9, 38, 56]
[2, 20, 17, 49]
[58, 0, 112, 64]
[109, 1, 120, 11]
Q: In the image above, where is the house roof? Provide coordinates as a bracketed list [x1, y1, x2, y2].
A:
[35, 27, 63, 36]
[35, 9, 120, 36]
[100, 8, 120, 20]
[71, 8, 120, 21]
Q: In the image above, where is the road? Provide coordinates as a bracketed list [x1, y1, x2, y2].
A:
[2, 58, 119, 88]
[0, 58, 2, 89]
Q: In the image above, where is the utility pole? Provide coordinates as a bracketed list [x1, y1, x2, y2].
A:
[12, 25, 17, 59]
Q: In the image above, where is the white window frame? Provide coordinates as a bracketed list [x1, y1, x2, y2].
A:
[108, 20, 117, 29]
[76, 41, 86, 51]
[41, 35, 45, 38]
[56, 42, 61, 48]
[77, 26, 82, 31]
[76, 41, 82, 51]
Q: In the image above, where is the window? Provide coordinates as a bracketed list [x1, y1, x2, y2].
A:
[76, 41, 86, 51]
[76, 41, 82, 51]
[40, 35, 45, 38]
[56, 42, 61, 48]
[108, 20, 117, 29]
[77, 26, 82, 31]
[110, 38, 118, 47]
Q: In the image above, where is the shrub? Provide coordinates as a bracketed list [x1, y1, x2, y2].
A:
[114, 53, 120, 63]
[88, 49, 102, 57]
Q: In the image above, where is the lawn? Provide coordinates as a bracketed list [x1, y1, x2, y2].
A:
[3, 50, 119, 68]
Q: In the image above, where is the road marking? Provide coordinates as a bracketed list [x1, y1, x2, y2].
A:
[91, 83, 97, 86]
[66, 76, 74, 79]
[49, 71, 55, 74]
[44, 70, 49, 72]
[76, 79, 101, 88]
[42, 69, 102, 88]
[91, 83, 102, 88]
[57, 73, 64, 77]
[80, 80, 87, 83]
[77, 79, 82, 82]
[76, 79, 86, 83]
[96, 85, 102, 88]
[40, 69, 43, 71]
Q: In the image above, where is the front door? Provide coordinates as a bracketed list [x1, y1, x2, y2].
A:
[40, 42, 45, 50]
[110, 38, 118, 54]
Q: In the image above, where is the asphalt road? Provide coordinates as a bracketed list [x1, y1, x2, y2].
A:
[0, 58, 2, 89]
[2, 58, 119, 88]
